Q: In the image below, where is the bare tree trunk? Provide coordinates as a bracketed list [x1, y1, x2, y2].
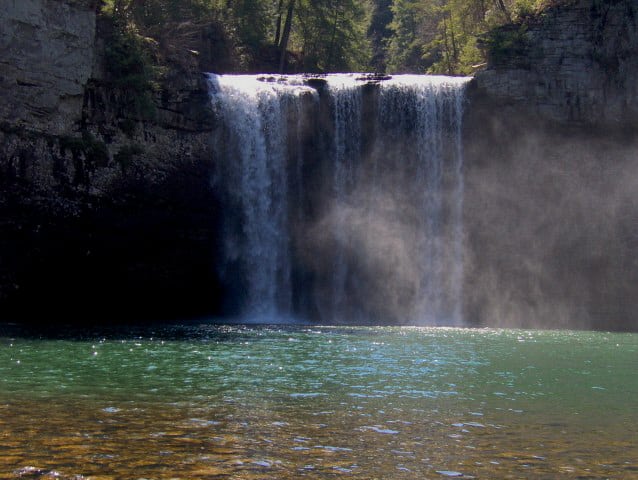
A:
[278, 0, 295, 73]
[478, 0, 488, 20]
[274, 0, 284, 46]
[326, 3, 341, 71]
[495, 0, 510, 20]
[448, 14, 458, 66]
[442, 16, 453, 75]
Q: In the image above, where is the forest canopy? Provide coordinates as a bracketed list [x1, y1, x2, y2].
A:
[99, 0, 553, 75]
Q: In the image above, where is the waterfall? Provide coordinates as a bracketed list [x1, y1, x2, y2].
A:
[375, 76, 468, 325]
[208, 73, 470, 324]
[326, 77, 362, 321]
[208, 75, 317, 320]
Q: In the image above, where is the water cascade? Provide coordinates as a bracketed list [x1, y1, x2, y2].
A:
[208, 74, 470, 324]
[208, 75, 316, 319]
[326, 77, 362, 321]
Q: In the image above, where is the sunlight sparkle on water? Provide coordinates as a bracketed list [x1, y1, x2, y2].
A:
[0, 324, 636, 479]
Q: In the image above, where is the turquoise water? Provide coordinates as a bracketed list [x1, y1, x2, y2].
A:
[0, 324, 636, 478]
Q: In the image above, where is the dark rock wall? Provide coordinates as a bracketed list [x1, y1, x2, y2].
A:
[465, 0, 638, 331]
[0, 1, 222, 322]
[475, 0, 638, 128]
[0, 0, 97, 135]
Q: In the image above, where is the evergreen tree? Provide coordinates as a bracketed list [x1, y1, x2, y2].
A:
[291, 0, 372, 72]
[99, 0, 552, 75]
[368, 0, 393, 72]
[385, 0, 432, 73]
[385, 0, 549, 74]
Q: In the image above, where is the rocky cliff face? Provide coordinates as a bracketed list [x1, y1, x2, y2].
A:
[473, 0, 638, 127]
[0, 0, 97, 135]
[0, 0, 221, 322]
[465, 0, 638, 331]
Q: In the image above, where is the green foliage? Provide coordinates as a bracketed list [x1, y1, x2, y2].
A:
[385, 0, 432, 73]
[368, 0, 393, 71]
[102, 12, 159, 119]
[104, 26, 152, 90]
[96, 0, 553, 76]
[114, 144, 145, 173]
[60, 132, 110, 169]
[385, 0, 549, 74]
[118, 118, 138, 138]
[101, 0, 212, 25]
[99, 0, 375, 74]
[293, 0, 373, 72]
[228, 0, 273, 56]
[482, 23, 530, 66]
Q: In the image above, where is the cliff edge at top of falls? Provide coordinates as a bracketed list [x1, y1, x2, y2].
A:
[470, 0, 638, 129]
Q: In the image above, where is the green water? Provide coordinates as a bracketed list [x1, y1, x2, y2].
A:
[0, 324, 636, 479]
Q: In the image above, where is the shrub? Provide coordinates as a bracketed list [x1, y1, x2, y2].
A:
[102, 14, 159, 119]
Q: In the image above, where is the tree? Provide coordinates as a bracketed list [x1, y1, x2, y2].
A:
[384, 0, 545, 75]
[368, 0, 394, 72]
[386, 0, 434, 73]
[278, 0, 295, 72]
[292, 0, 372, 72]
[274, 0, 285, 45]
